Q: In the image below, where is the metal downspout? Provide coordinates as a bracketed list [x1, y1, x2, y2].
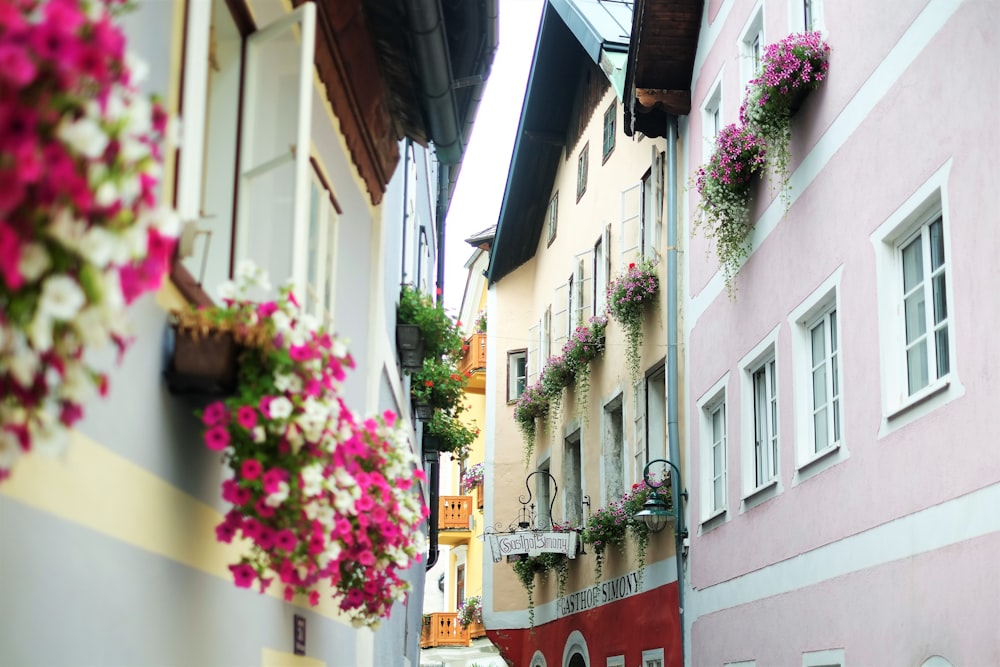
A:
[424, 443, 440, 570]
[400, 139, 411, 283]
[666, 114, 685, 662]
[435, 165, 449, 301]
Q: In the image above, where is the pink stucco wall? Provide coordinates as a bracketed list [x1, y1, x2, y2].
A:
[691, 532, 1000, 666]
[684, 0, 1000, 606]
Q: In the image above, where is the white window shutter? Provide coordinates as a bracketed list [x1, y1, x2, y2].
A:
[527, 321, 540, 385]
[574, 259, 585, 326]
[552, 282, 570, 349]
[652, 146, 664, 257]
[633, 380, 646, 484]
[604, 222, 612, 282]
[236, 3, 317, 297]
[620, 183, 641, 268]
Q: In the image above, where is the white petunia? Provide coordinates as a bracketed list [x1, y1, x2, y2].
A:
[252, 426, 266, 443]
[264, 481, 290, 507]
[18, 243, 50, 284]
[216, 281, 236, 301]
[27, 312, 53, 352]
[268, 396, 293, 420]
[38, 275, 86, 321]
[79, 226, 118, 268]
[47, 209, 87, 249]
[273, 373, 294, 393]
[58, 117, 109, 159]
[300, 463, 325, 497]
[7, 338, 39, 386]
[125, 52, 149, 85]
[0, 429, 22, 470]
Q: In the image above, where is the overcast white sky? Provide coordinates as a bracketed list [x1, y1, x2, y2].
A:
[442, 0, 544, 313]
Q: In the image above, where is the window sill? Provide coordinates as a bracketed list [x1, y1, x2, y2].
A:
[886, 378, 950, 422]
[797, 441, 842, 473]
[700, 508, 727, 530]
[741, 478, 778, 503]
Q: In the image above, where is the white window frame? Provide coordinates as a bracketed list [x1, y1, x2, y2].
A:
[871, 160, 962, 436]
[542, 305, 552, 364]
[530, 651, 548, 667]
[738, 326, 780, 506]
[738, 2, 765, 91]
[602, 394, 625, 504]
[235, 3, 317, 299]
[527, 320, 540, 385]
[547, 192, 559, 246]
[594, 226, 611, 315]
[563, 431, 583, 527]
[641, 648, 665, 667]
[619, 182, 642, 267]
[790, 0, 825, 33]
[642, 148, 664, 260]
[701, 71, 724, 162]
[698, 373, 730, 524]
[508, 349, 528, 403]
[789, 267, 850, 484]
[606, 657, 625, 667]
[305, 162, 339, 325]
[802, 648, 844, 667]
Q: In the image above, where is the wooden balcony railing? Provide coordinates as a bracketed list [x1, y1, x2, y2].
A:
[420, 612, 470, 648]
[459, 332, 487, 377]
[440, 496, 472, 530]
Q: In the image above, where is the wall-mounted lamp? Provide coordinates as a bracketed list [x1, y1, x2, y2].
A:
[634, 458, 688, 538]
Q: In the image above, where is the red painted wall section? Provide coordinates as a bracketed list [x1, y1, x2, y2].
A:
[487, 582, 681, 667]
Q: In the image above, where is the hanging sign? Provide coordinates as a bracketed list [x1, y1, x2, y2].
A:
[488, 530, 577, 563]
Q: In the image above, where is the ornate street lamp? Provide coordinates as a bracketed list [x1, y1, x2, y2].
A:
[634, 458, 688, 537]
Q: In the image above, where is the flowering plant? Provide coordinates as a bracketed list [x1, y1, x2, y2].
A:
[510, 521, 573, 626]
[539, 354, 575, 428]
[605, 260, 659, 383]
[457, 595, 482, 628]
[694, 123, 767, 296]
[199, 266, 429, 629]
[513, 382, 548, 462]
[740, 32, 830, 207]
[562, 315, 607, 422]
[473, 310, 487, 334]
[398, 284, 463, 363]
[410, 356, 467, 411]
[0, 0, 178, 481]
[461, 462, 484, 493]
[423, 408, 478, 462]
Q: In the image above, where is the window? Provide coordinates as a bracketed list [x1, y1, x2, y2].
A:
[527, 320, 540, 385]
[808, 308, 840, 453]
[536, 458, 552, 529]
[577, 142, 589, 201]
[789, 268, 847, 479]
[642, 648, 665, 667]
[602, 102, 616, 161]
[739, 3, 765, 89]
[739, 329, 780, 498]
[572, 258, 585, 327]
[871, 162, 958, 428]
[701, 74, 723, 160]
[305, 164, 340, 323]
[802, 648, 844, 667]
[698, 375, 729, 521]
[567, 271, 575, 338]
[542, 305, 552, 361]
[607, 657, 625, 667]
[646, 365, 667, 462]
[642, 150, 663, 260]
[899, 216, 950, 396]
[603, 395, 625, 503]
[547, 192, 559, 245]
[508, 349, 527, 402]
[455, 564, 465, 608]
[593, 226, 610, 315]
[791, 0, 824, 32]
[564, 432, 583, 527]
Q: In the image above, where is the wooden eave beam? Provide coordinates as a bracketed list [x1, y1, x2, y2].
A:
[635, 88, 691, 116]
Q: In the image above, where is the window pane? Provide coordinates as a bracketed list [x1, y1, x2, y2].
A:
[904, 291, 926, 344]
[901, 237, 923, 293]
[812, 365, 827, 410]
[814, 406, 828, 453]
[907, 340, 929, 394]
[307, 184, 320, 311]
[713, 441, 723, 473]
[829, 310, 837, 352]
[713, 476, 723, 510]
[930, 218, 945, 270]
[833, 398, 841, 442]
[935, 327, 950, 377]
[932, 273, 947, 324]
[811, 321, 825, 366]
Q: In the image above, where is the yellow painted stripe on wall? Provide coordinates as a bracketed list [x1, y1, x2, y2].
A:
[261, 648, 326, 667]
[0, 431, 351, 624]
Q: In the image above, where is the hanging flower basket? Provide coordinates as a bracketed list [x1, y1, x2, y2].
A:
[605, 260, 660, 383]
[165, 326, 239, 396]
[413, 401, 434, 421]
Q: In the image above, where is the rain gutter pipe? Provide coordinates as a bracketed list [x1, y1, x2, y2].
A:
[665, 113, 686, 661]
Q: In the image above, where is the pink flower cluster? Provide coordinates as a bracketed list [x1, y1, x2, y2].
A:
[201, 271, 429, 629]
[460, 462, 484, 493]
[0, 0, 177, 480]
[740, 31, 830, 121]
[606, 260, 660, 325]
[561, 315, 607, 369]
[697, 123, 768, 194]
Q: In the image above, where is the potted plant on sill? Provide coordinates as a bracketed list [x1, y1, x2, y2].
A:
[410, 355, 467, 420]
[740, 31, 831, 209]
[197, 265, 430, 629]
[693, 123, 767, 297]
[0, 0, 178, 482]
[606, 260, 660, 383]
[461, 461, 485, 503]
[457, 595, 483, 629]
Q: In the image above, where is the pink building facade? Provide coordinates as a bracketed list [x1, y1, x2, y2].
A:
[680, 1, 1000, 666]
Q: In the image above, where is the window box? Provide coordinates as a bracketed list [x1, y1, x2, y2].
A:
[396, 323, 425, 372]
[165, 325, 240, 397]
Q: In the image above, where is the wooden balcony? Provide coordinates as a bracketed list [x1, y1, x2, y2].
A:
[469, 619, 487, 639]
[438, 495, 472, 545]
[459, 332, 487, 377]
[420, 612, 470, 648]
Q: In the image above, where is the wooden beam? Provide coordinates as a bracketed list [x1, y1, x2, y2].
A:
[635, 88, 691, 115]
[523, 130, 566, 147]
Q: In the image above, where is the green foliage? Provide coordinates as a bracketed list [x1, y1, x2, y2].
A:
[605, 260, 660, 383]
[423, 408, 478, 462]
[397, 284, 463, 362]
[513, 383, 549, 463]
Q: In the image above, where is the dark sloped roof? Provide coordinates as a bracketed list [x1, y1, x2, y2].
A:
[487, 0, 632, 284]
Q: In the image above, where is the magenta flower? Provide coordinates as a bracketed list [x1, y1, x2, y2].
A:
[236, 406, 257, 430]
[229, 563, 256, 589]
[202, 401, 227, 426]
[262, 468, 286, 494]
[204, 426, 230, 451]
[275, 529, 297, 552]
[241, 459, 263, 481]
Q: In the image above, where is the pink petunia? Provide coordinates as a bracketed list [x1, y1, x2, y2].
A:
[283, 586, 295, 602]
[256, 526, 276, 550]
[236, 406, 257, 430]
[204, 426, 230, 451]
[254, 497, 275, 519]
[229, 563, 256, 589]
[215, 521, 237, 544]
[202, 401, 227, 426]
[274, 529, 297, 552]
[262, 468, 287, 494]
[308, 590, 320, 606]
[0, 44, 36, 88]
[241, 458, 262, 481]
